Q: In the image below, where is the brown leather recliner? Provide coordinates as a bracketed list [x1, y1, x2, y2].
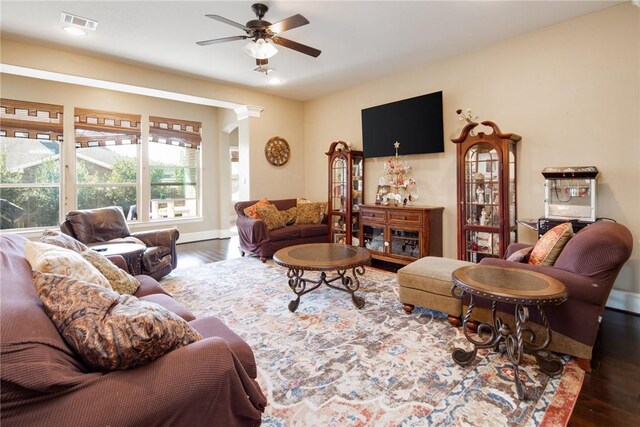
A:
[60, 206, 179, 280]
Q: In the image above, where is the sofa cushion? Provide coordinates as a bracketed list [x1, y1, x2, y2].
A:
[528, 222, 573, 266]
[40, 229, 89, 252]
[299, 223, 330, 238]
[33, 271, 202, 371]
[269, 225, 302, 241]
[80, 249, 140, 295]
[256, 204, 287, 231]
[243, 198, 270, 219]
[25, 241, 111, 289]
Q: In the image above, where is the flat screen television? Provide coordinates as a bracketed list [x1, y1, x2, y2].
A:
[361, 91, 444, 158]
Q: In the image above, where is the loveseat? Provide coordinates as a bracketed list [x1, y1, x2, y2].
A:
[469, 220, 633, 371]
[235, 198, 329, 261]
[0, 233, 267, 426]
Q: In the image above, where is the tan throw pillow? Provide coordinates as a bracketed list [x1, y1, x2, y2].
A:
[33, 271, 202, 371]
[295, 202, 322, 225]
[81, 249, 140, 295]
[297, 198, 327, 222]
[281, 207, 298, 225]
[528, 222, 574, 266]
[40, 229, 89, 252]
[243, 198, 271, 219]
[25, 241, 111, 289]
[256, 204, 287, 231]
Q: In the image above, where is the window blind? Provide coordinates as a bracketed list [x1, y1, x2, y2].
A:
[149, 116, 201, 149]
[74, 108, 141, 148]
[0, 98, 64, 141]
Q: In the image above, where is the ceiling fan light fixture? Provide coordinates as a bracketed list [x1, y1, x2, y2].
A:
[245, 38, 278, 59]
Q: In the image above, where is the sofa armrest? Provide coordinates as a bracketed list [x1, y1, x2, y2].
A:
[480, 258, 611, 307]
[131, 228, 179, 248]
[5, 338, 266, 426]
[131, 228, 179, 269]
[236, 215, 270, 247]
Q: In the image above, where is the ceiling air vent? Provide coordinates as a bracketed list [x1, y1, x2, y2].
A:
[60, 12, 98, 31]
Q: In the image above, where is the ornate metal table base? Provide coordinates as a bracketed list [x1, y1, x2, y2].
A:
[452, 296, 564, 400]
[286, 266, 366, 312]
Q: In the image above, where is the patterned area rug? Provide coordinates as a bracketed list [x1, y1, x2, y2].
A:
[161, 258, 584, 426]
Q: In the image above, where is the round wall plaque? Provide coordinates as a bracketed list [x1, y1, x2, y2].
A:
[265, 136, 290, 166]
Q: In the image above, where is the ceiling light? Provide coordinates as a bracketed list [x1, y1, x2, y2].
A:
[244, 38, 278, 60]
[60, 12, 98, 37]
[63, 26, 87, 36]
[268, 77, 282, 85]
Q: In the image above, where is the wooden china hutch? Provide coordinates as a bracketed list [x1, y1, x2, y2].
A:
[451, 121, 521, 262]
[326, 141, 364, 245]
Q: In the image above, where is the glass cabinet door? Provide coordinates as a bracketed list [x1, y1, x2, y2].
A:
[331, 157, 347, 212]
[363, 224, 385, 253]
[464, 143, 499, 228]
[390, 228, 420, 260]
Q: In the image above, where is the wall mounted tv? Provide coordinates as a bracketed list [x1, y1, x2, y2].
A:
[361, 91, 444, 158]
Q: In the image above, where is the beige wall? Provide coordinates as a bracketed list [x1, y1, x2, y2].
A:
[1, 38, 307, 236]
[303, 4, 640, 305]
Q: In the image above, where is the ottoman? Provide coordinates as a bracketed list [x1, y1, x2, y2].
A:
[397, 256, 474, 326]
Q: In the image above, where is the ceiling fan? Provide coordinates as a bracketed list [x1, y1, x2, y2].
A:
[196, 3, 321, 73]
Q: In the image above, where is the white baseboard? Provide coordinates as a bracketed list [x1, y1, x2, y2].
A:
[178, 229, 235, 243]
[606, 289, 640, 314]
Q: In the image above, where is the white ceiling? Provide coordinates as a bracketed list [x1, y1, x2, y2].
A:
[0, 1, 622, 101]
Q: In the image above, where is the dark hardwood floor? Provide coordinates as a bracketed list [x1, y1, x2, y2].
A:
[176, 238, 640, 426]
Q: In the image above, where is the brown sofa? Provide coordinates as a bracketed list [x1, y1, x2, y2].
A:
[60, 206, 178, 280]
[467, 220, 633, 371]
[235, 198, 329, 261]
[0, 234, 266, 426]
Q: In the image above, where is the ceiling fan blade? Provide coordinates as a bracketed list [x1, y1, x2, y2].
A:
[268, 14, 309, 34]
[206, 14, 252, 33]
[272, 36, 321, 58]
[196, 35, 249, 46]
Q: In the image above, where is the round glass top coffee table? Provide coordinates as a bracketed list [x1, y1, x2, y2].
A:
[273, 243, 371, 312]
[451, 264, 568, 400]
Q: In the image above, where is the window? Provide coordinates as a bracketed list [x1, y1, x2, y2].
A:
[0, 99, 63, 229]
[74, 108, 140, 220]
[148, 116, 201, 219]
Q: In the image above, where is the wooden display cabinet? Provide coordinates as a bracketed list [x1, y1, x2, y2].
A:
[358, 204, 443, 265]
[326, 141, 364, 245]
[451, 121, 521, 262]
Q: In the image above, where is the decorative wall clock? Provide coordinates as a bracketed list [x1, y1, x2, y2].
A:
[265, 136, 290, 166]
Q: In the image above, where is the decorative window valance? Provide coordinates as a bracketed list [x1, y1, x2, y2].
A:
[149, 116, 202, 149]
[74, 108, 141, 148]
[0, 98, 64, 141]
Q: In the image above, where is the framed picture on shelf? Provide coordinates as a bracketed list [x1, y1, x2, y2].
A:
[375, 185, 390, 204]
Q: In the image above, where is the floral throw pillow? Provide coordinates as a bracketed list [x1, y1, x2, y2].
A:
[243, 198, 271, 219]
[25, 241, 111, 289]
[281, 207, 298, 225]
[256, 204, 287, 231]
[528, 222, 574, 266]
[40, 229, 89, 253]
[80, 249, 140, 295]
[297, 198, 327, 222]
[33, 271, 202, 371]
[295, 203, 322, 225]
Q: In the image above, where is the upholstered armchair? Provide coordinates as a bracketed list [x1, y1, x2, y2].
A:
[60, 206, 179, 280]
[466, 220, 633, 371]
